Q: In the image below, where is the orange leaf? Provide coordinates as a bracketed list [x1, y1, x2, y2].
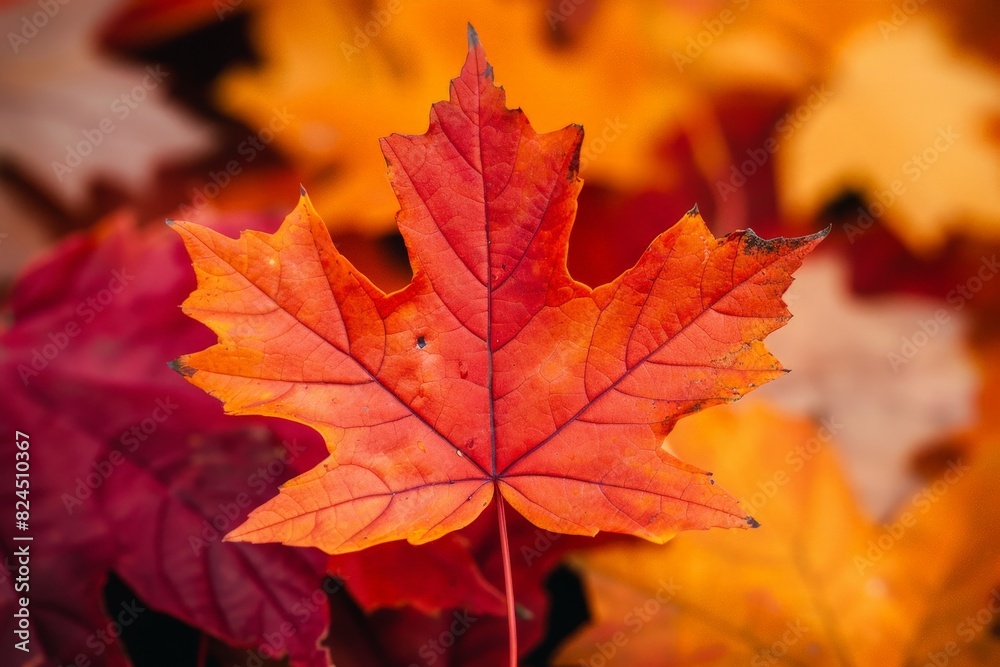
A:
[171, 28, 825, 555]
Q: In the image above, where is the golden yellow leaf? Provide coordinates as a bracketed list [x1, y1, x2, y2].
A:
[215, 0, 748, 232]
[558, 404, 1000, 666]
[779, 20, 1000, 252]
[693, 0, 896, 93]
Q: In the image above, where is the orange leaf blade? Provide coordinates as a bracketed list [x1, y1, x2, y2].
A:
[172, 29, 825, 554]
[170, 197, 493, 552]
[498, 214, 825, 540]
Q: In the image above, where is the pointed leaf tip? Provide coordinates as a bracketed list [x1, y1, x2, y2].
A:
[467, 23, 479, 47]
[165, 218, 174, 226]
[746, 516, 761, 528]
[686, 203, 700, 217]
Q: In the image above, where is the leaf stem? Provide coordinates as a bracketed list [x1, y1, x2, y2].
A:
[496, 493, 518, 667]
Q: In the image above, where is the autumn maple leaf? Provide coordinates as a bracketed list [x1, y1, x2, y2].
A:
[171, 27, 824, 660]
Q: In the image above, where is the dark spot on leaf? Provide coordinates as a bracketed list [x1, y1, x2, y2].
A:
[417, 336, 426, 349]
[740, 229, 772, 254]
[167, 359, 196, 377]
[740, 227, 830, 256]
[567, 128, 583, 179]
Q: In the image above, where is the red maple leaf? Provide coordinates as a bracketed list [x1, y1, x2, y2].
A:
[171, 27, 825, 662]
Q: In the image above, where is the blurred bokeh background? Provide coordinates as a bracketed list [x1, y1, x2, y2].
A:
[3, 0, 1000, 665]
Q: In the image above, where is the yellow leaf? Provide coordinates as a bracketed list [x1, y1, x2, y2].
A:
[215, 0, 737, 232]
[779, 20, 1000, 252]
[558, 404, 1000, 666]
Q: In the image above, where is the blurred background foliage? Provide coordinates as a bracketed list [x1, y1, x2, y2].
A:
[3, 0, 1000, 665]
